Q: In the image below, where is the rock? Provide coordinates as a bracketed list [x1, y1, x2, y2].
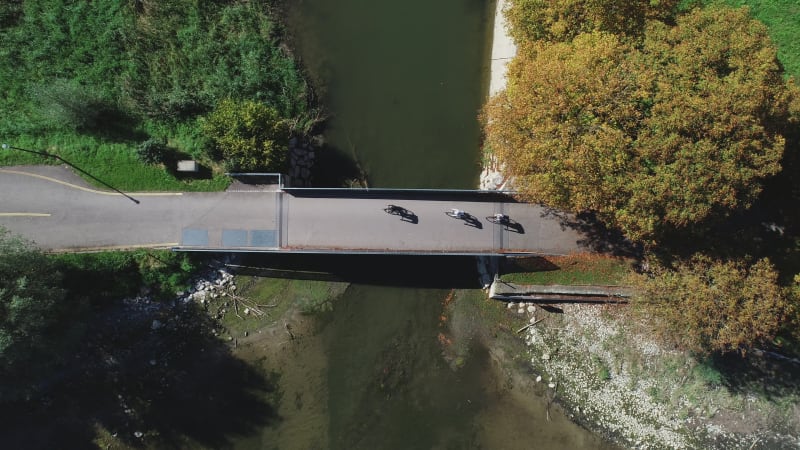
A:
[244, 331, 249, 337]
[230, 285, 237, 291]
[151, 320, 162, 330]
[134, 431, 143, 438]
[244, 307, 250, 315]
[176, 291, 184, 297]
[507, 302, 515, 309]
[542, 353, 550, 361]
[536, 375, 542, 383]
[211, 293, 218, 299]
[149, 359, 157, 366]
[548, 382, 556, 389]
[517, 308, 525, 314]
[529, 316, 537, 324]
[527, 305, 535, 313]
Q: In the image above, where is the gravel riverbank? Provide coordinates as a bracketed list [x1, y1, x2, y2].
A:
[479, 2, 800, 448]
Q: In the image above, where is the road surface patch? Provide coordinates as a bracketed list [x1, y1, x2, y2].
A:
[0, 169, 183, 196]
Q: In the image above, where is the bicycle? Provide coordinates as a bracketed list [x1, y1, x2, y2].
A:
[384, 204, 404, 215]
[486, 214, 509, 225]
[445, 209, 465, 219]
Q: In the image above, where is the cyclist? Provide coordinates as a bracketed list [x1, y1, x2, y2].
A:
[494, 213, 508, 223]
[450, 208, 465, 219]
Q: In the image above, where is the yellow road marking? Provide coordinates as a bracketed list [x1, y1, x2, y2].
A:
[0, 213, 51, 217]
[0, 169, 183, 196]
[47, 242, 181, 253]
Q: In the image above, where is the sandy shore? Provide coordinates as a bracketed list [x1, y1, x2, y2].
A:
[480, 0, 517, 191]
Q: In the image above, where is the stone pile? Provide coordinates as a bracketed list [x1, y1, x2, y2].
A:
[179, 263, 237, 306]
[506, 301, 539, 322]
[289, 136, 315, 187]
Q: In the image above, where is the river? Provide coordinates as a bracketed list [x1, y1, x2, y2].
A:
[230, 0, 615, 448]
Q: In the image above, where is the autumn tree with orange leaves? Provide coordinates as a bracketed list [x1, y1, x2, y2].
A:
[484, 6, 795, 242]
[630, 256, 792, 355]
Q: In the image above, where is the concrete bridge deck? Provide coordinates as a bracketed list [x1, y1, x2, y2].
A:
[0, 166, 591, 255]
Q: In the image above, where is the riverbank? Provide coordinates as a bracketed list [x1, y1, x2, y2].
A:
[480, 0, 516, 191]
[478, 2, 800, 449]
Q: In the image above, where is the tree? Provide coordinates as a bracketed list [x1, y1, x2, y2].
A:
[504, 0, 679, 44]
[631, 255, 789, 355]
[201, 99, 290, 172]
[0, 228, 67, 400]
[484, 7, 795, 242]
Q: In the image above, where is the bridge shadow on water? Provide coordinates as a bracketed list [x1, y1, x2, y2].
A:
[230, 253, 483, 289]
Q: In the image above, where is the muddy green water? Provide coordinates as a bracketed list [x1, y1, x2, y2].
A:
[232, 1, 614, 449]
[287, 0, 488, 188]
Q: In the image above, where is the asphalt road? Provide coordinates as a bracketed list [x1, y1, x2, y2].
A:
[0, 166, 589, 255]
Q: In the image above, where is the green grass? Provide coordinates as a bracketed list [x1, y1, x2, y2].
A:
[500, 255, 633, 286]
[217, 276, 349, 338]
[1, 132, 230, 191]
[0, 0, 308, 191]
[51, 249, 202, 300]
[709, 0, 800, 78]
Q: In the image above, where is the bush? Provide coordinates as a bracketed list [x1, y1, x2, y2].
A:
[631, 255, 791, 355]
[133, 250, 200, 297]
[201, 99, 290, 172]
[0, 228, 70, 401]
[136, 138, 170, 165]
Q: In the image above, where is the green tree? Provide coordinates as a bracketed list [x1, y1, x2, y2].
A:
[484, 7, 795, 242]
[631, 255, 789, 355]
[0, 228, 67, 400]
[504, 0, 679, 44]
[202, 98, 290, 172]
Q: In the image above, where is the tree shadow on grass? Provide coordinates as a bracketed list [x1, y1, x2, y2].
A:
[86, 105, 149, 143]
[0, 301, 278, 449]
[501, 256, 561, 274]
[708, 351, 800, 407]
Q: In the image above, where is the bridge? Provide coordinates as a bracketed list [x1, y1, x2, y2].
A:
[0, 166, 591, 255]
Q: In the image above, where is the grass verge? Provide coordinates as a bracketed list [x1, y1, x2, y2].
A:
[499, 254, 634, 286]
[709, 0, 800, 78]
[1, 132, 230, 192]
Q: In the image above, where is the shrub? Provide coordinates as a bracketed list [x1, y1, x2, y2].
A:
[136, 138, 170, 165]
[201, 99, 290, 172]
[631, 255, 791, 355]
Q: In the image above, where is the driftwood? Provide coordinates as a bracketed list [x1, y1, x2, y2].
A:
[284, 323, 295, 340]
[224, 289, 269, 318]
[516, 318, 545, 334]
